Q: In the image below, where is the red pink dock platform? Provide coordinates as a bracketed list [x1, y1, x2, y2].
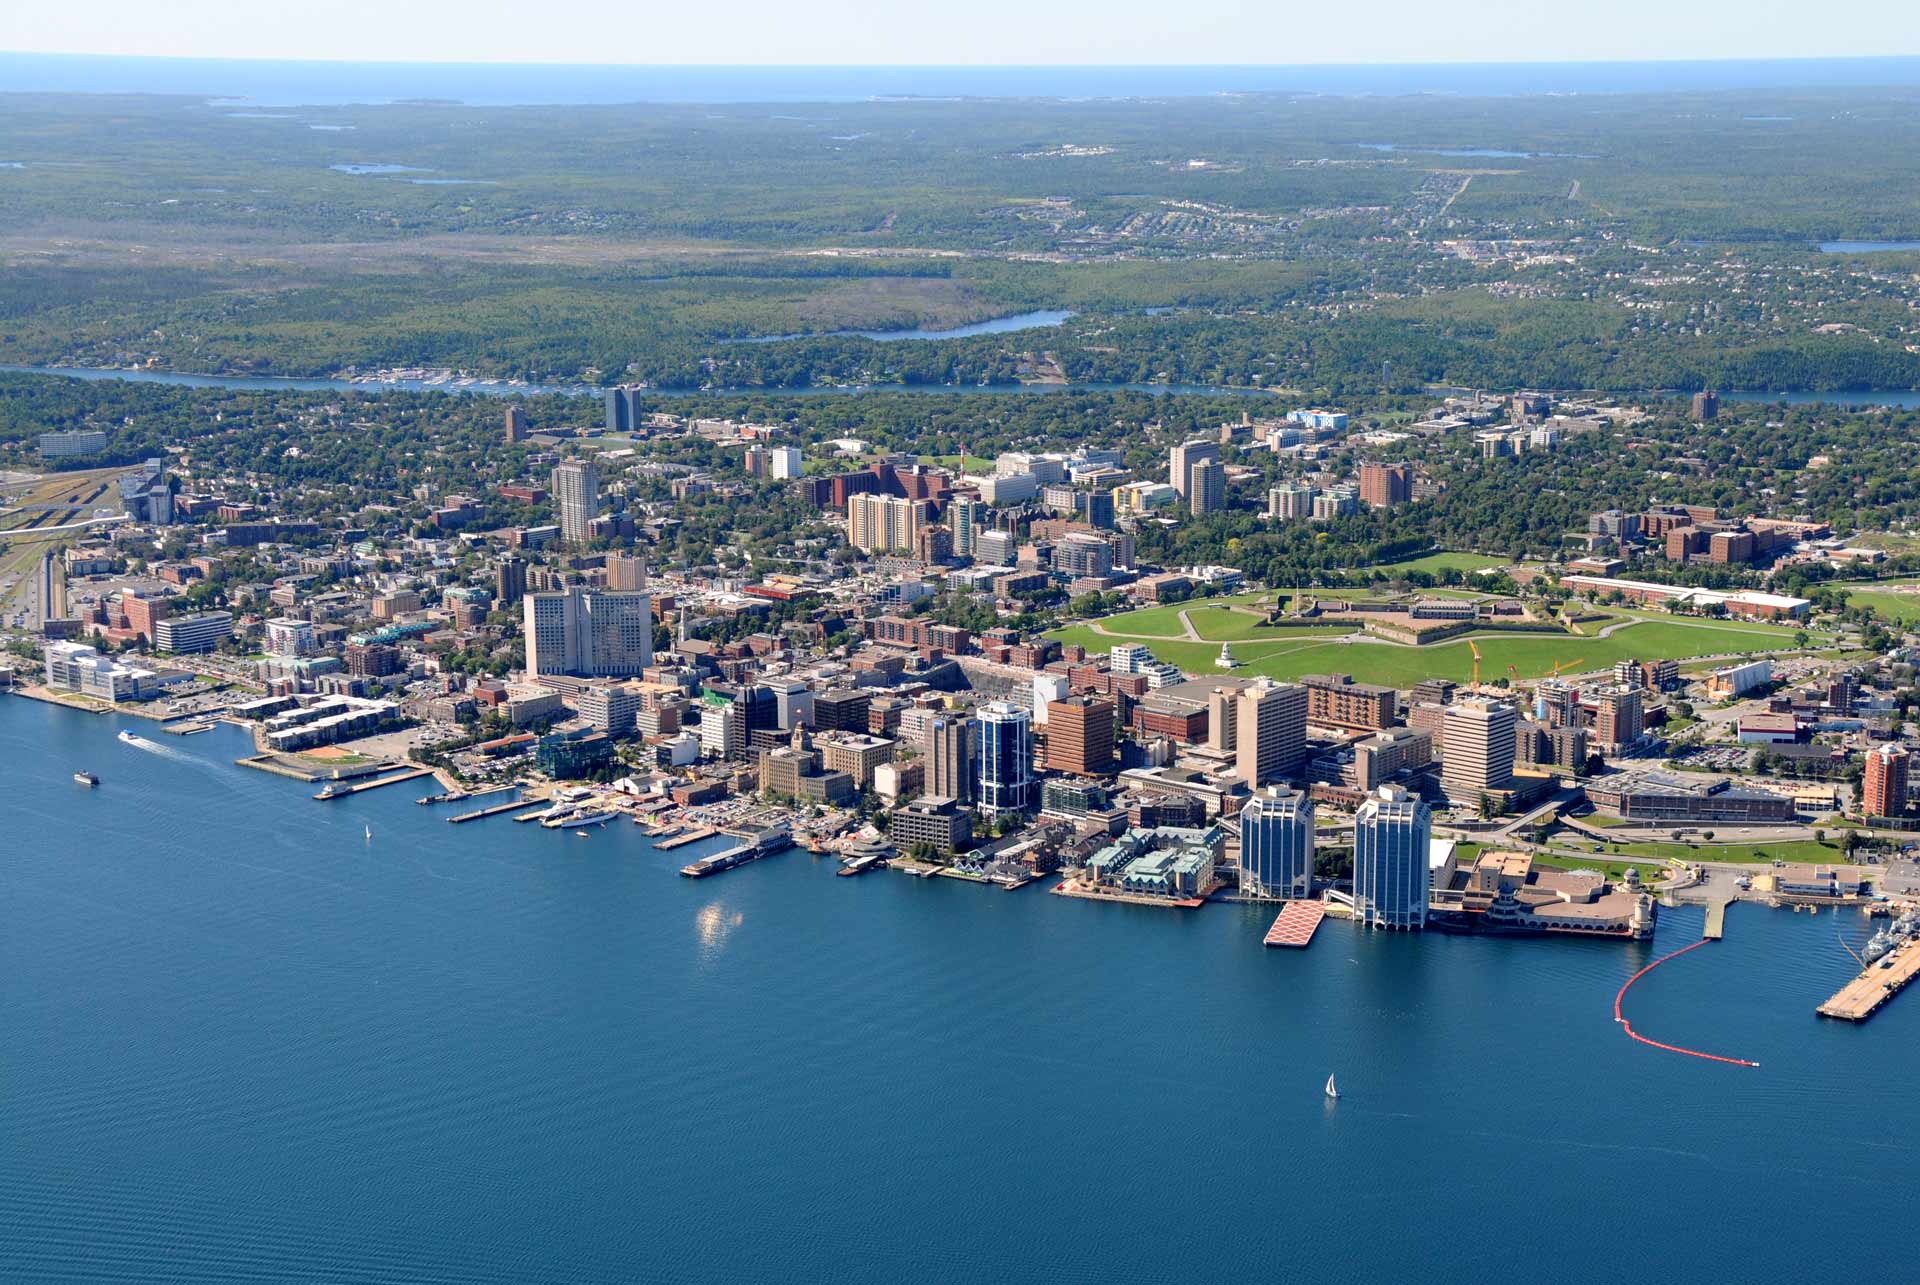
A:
[1263, 901, 1326, 948]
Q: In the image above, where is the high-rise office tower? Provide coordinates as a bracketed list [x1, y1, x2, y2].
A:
[605, 554, 648, 592]
[1188, 459, 1226, 517]
[1044, 696, 1115, 776]
[1169, 439, 1220, 499]
[1353, 785, 1432, 930]
[950, 494, 981, 559]
[976, 701, 1033, 818]
[604, 385, 643, 433]
[495, 556, 527, 606]
[552, 460, 599, 546]
[1206, 687, 1238, 755]
[1441, 696, 1516, 801]
[1239, 786, 1315, 900]
[927, 714, 976, 805]
[1235, 680, 1308, 786]
[524, 588, 652, 679]
[1864, 743, 1910, 818]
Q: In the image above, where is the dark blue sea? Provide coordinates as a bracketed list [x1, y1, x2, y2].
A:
[2, 696, 1914, 1282]
[5, 54, 1920, 106]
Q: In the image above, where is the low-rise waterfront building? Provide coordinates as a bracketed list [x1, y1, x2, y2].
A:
[43, 640, 158, 703]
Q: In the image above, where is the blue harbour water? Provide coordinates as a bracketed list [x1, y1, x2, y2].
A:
[2, 696, 1916, 1282]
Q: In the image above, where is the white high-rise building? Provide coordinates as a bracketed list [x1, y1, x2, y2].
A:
[769, 446, 803, 479]
[264, 618, 316, 656]
[700, 701, 744, 760]
[524, 588, 653, 679]
[1442, 697, 1517, 802]
[552, 460, 599, 546]
[974, 529, 1016, 566]
[1353, 785, 1432, 930]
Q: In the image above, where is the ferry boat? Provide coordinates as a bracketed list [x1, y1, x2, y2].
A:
[549, 806, 614, 825]
[544, 808, 616, 829]
[73, 770, 99, 787]
[314, 782, 349, 800]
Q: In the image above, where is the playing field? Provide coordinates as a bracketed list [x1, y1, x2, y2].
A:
[1050, 609, 1818, 687]
[1832, 578, 1920, 626]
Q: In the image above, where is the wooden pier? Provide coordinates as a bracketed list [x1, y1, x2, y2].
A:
[318, 768, 428, 795]
[1703, 901, 1727, 941]
[446, 798, 536, 824]
[654, 826, 716, 851]
[1818, 939, 1920, 1022]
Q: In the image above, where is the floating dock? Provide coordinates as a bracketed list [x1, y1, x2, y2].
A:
[1703, 901, 1727, 940]
[1263, 901, 1327, 948]
[1818, 939, 1920, 1021]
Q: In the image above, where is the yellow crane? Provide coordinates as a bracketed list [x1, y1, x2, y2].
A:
[1549, 656, 1587, 678]
[1469, 640, 1482, 691]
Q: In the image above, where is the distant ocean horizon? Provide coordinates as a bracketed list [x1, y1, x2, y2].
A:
[4, 52, 1920, 106]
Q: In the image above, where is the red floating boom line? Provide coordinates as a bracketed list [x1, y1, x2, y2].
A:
[1613, 939, 1761, 1069]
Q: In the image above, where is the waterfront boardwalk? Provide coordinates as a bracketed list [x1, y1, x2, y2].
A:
[1263, 901, 1327, 948]
[1818, 939, 1920, 1021]
[324, 766, 432, 796]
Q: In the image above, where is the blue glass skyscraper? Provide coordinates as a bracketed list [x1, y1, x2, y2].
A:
[976, 701, 1033, 819]
[1352, 785, 1432, 930]
[1238, 786, 1315, 899]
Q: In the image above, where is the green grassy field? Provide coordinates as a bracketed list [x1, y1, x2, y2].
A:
[922, 454, 995, 475]
[1370, 552, 1511, 577]
[1051, 611, 1815, 687]
[1557, 835, 1848, 864]
[1833, 578, 1920, 625]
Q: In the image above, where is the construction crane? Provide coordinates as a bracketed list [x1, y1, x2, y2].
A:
[1469, 640, 1483, 692]
[1549, 656, 1587, 678]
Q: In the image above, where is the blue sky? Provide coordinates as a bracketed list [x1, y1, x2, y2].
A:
[6, 0, 1912, 65]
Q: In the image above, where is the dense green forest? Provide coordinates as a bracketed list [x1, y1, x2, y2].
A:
[3, 87, 1920, 390]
